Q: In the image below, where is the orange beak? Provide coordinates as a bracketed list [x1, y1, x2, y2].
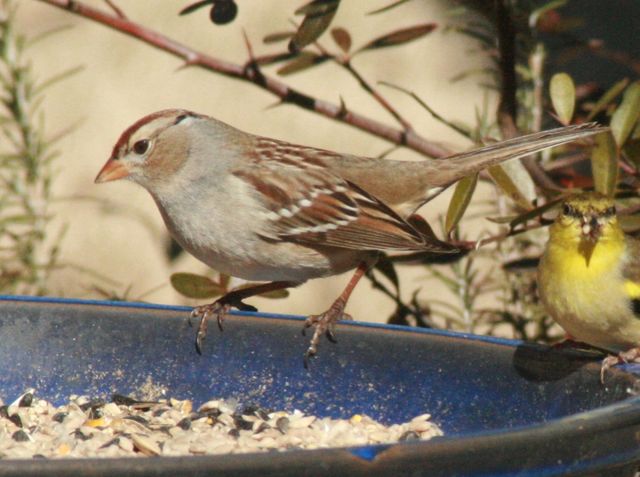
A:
[95, 158, 130, 183]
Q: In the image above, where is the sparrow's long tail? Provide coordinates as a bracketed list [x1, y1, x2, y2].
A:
[429, 122, 608, 188]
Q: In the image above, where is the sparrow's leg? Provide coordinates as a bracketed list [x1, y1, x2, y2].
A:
[600, 347, 640, 383]
[191, 280, 297, 353]
[303, 262, 368, 367]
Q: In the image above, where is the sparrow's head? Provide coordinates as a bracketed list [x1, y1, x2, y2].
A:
[95, 109, 205, 186]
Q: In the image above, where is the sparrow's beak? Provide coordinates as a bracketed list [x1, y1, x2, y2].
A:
[95, 158, 130, 183]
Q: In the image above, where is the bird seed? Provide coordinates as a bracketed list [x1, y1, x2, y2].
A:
[0, 391, 443, 459]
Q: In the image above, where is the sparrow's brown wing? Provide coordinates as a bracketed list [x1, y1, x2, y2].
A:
[233, 137, 456, 253]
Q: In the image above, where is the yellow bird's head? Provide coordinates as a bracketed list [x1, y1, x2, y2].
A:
[549, 192, 623, 265]
[554, 192, 618, 242]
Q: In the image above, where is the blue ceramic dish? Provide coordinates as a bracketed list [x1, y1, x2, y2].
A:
[0, 295, 638, 476]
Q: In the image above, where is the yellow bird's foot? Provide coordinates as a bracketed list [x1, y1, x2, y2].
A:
[600, 348, 640, 383]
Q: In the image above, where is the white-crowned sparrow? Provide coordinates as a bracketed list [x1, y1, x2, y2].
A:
[95, 109, 605, 364]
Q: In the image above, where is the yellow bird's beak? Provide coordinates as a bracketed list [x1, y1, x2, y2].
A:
[95, 158, 130, 183]
[578, 215, 603, 266]
[579, 215, 602, 243]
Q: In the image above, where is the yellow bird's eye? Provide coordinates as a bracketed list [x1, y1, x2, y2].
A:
[562, 203, 572, 216]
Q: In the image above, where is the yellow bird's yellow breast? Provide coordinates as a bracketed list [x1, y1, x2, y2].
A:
[538, 235, 637, 350]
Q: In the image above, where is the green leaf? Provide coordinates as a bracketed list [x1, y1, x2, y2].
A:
[586, 77, 629, 121]
[233, 283, 290, 299]
[355, 23, 437, 53]
[0, 214, 37, 226]
[263, 32, 295, 44]
[632, 120, 640, 140]
[289, 0, 340, 53]
[170, 272, 224, 299]
[331, 27, 351, 52]
[485, 215, 517, 225]
[445, 174, 478, 234]
[549, 72, 575, 125]
[295, 0, 340, 16]
[276, 52, 328, 75]
[488, 162, 535, 210]
[508, 196, 564, 229]
[623, 138, 640, 167]
[611, 81, 640, 147]
[590, 132, 618, 197]
[259, 289, 290, 299]
[502, 257, 541, 272]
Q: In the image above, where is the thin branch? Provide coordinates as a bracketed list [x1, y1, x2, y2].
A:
[474, 221, 545, 248]
[104, 0, 126, 19]
[379, 81, 471, 138]
[541, 151, 588, 171]
[526, 44, 562, 191]
[296, 25, 414, 131]
[37, 0, 451, 159]
[529, 43, 545, 133]
[341, 59, 413, 131]
[495, 0, 558, 191]
[391, 219, 547, 264]
[494, 0, 518, 138]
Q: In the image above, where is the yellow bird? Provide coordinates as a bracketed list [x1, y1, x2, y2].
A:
[538, 192, 640, 379]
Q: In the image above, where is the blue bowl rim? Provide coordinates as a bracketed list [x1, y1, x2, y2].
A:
[0, 294, 524, 348]
[2, 294, 640, 474]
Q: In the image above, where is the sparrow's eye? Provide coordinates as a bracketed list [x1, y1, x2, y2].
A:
[133, 139, 150, 155]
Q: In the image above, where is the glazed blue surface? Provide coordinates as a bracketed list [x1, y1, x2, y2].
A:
[0, 295, 638, 476]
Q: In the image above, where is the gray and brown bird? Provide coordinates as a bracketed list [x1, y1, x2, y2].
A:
[95, 109, 605, 363]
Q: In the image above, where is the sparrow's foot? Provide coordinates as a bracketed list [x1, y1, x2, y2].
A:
[190, 297, 257, 354]
[302, 298, 353, 368]
[600, 347, 640, 383]
[190, 302, 231, 354]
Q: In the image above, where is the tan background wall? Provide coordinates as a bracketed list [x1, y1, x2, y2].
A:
[17, 1, 499, 323]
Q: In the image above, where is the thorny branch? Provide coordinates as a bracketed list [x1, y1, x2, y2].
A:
[37, 0, 451, 158]
[311, 40, 414, 131]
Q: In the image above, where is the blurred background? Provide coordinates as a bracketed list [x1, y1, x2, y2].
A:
[5, 0, 639, 338]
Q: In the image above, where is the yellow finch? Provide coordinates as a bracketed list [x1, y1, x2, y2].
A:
[538, 192, 640, 380]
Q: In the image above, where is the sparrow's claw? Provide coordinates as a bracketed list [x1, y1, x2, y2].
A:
[600, 347, 640, 383]
[191, 301, 232, 354]
[302, 299, 347, 368]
